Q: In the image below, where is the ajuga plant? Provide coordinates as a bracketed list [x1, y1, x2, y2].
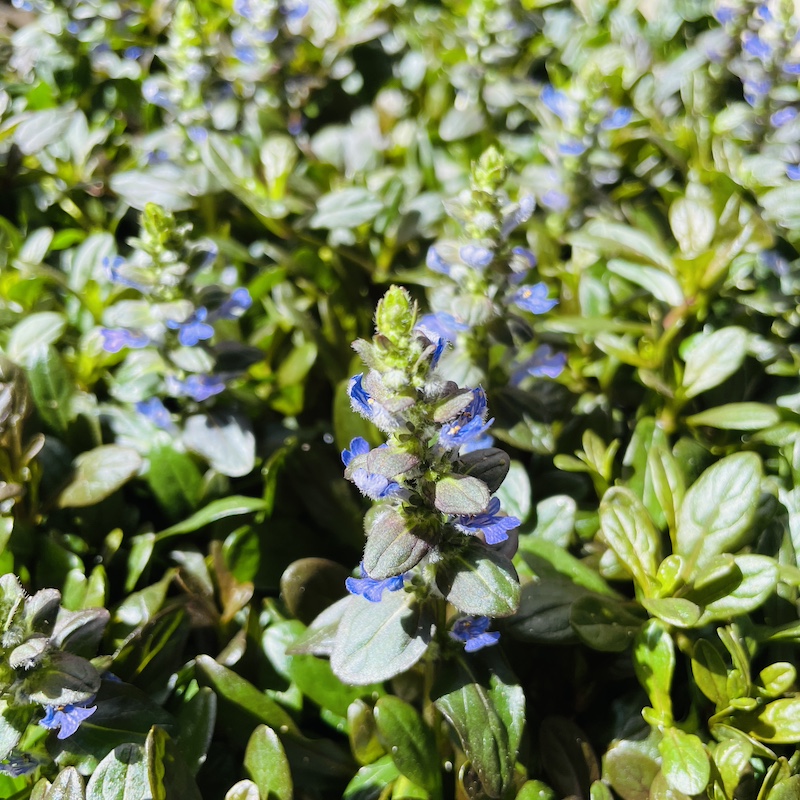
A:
[0, 574, 107, 778]
[422, 147, 567, 454]
[294, 285, 525, 798]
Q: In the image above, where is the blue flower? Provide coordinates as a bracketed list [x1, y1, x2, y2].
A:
[450, 616, 500, 652]
[558, 139, 587, 156]
[455, 497, 520, 545]
[351, 469, 403, 500]
[346, 374, 397, 430]
[346, 563, 405, 602]
[282, 0, 309, 21]
[341, 436, 371, 466]
[39, 703, 96, 739]
[510, 283, 558, 314]
[760, 251, 790, 276]
[215, 288, 253, 320]
[426, 246, 452, 275]
[135, 398, 175, 431]
[787, 164, 800, 181]
[100, 328, 150, 353]
[166, 374, 226, 401]
[512, 345, 567, 386]
[541, 189, 569, 212]
[459, 244, 494, 270]
[167, 307, 214, 347]
[142, 79, 173, 110]
[541, 85, 577, 121]
[771, 107, 797, 127]
[783, 62, 800, 75]
[501, 195, 535, 238]
[600, 107, 633, 130]
[439, 388, 494, 450]
[124, 46, 144, 60]
[743, 78, 771, 107]
[713, 4, 738, 23]
[742, 32, 772, 61]
[103, 255, 147, 292]
[416, 313, 469, 343]
[0, 753, 37, 777]
[187, 126, 208, 143]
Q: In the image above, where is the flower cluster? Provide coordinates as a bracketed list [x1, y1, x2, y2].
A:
[338, 287, 521, 664]
[423, 147, 566, 392]
[98, 203, 253, 404]
[0, 575, 109, 774]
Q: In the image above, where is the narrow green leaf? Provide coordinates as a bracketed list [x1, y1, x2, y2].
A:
[155, 497, 269, 542]
[633, 620, 675, 720]
[686, 403, 781, 430]
[570, 595, 647, 652]
[374, 696, 440, 794]
[27, 347, 74, 435]
[145, 726, 202, 800]
[244, 725, 293, 800]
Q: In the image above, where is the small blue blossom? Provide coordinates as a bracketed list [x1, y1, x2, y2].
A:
[760, 250, 790, 277]
[783, 62, 800, 75]
[166, 374, 226, 401]
[455, 497, 520, 545]
[450, 616, 500, 653]
[509, 247, 537, 278]
[787, 164, 800, 181]
[351, 468, 403, 500]
[215, 288, 253, 319]
[167, 307, 214, 347]
[511, 345, 567, 386]
[346, 563, 405, 602]
[756, 3, 772, 20]
[416, 312, 469, 343]
[426, 246, 452, 275]
[187, 126, 208, 143]
[341, 436, 371, 466]
[135, 398, 175, 431]
[510, 283, 558, 314]
[600, 107, 633, 130]
[771, 107, 798, 127]
[713, 4, 738, 23]
[541, 189, 569, 212]
[460, 244, 494, 270]
[124, 46, 144, 60]
[0, 753, 37, 777]
[39, 703, 97, 739]
[742, 32, 772, 60]
[234, 0, 254, 17]
[541, 85, 577, 121]
[439, 388, 494, 450]
[347, 374, 373, 418]
[142, 79, 173, 110]
[103, 255, 149, 293]
[100, 328, 150, 353]
[559, 140, 588, 156]
[501, 194, 535, 238]
[743, 78, 771, 107]
[282, 0, 309, 21]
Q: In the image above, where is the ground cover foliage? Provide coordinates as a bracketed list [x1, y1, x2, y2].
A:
[1, 0, 800, 797]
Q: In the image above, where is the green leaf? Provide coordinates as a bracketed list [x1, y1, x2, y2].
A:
[675, 453, 762, 572]
[343, 755, 399, 800]
[225, 781, 260, 800]
[0, 700, 24, 761]
[686, 403, 781, 430]
[599, 487, 661, 596]
[175, 687, 217, 776]
[146, 447, 202, 519]
[156, 496, 269, 542]
[182, 411, 255, 478]
[46, 767, 85, 800]
[362, 506, 430, 580]
[455, 448, 511, 494]
[632, 620, 674, 721]
[646, 442, 684, 536]
[669, 197, 716, 257]
[433, 653, 522, 799]
[761, 184, 800, 232]
[641, 597, 701, 628]
[289, 654, 381, 718]
[504, 579, 585, 645]
[374, 696, 440, 794]
[145, 726, 202, 800]
[529, 495, 577, 548]
[570, 595, 647, 652]
[658, 729, 709, 796]
[493, 460, 531, 521]
[194, 656, 299, 738]
[436, 543, 520, 617]
[607, 260, 684, 305]
[244, 725, 293, 800]
[26, 650, 100, 706]
[681, 327, 748, 399]
[696, 555, 778, 623]
[27, 346, 74, 435]
[110, 170, 193, 211]
[85, 743, 150, 800]
[434, 475, 490, 515]
[310, 188, 383, 229]
[569, 219, 673, 271]
[439, 106, 486, 141]
[330, 590, 434, 685]
[538, 717, 599, 799]
[58, 445, 143, 508]
[602, 734, 661, 800]
[67, 232, 115, 291]
[735, 698, 800, 744]
[7, 312, 66, 367]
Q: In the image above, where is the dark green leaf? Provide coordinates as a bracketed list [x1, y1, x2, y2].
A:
[146, 447, 202, 519]
[244, 725, 293, 800]
[58, 446, 143, 508]
[156, 497, 269, 542]
[570, 595, 647, 652]
[27, 347, 74, 435]
[363, 506, 430, 580]
[434, 475, 490, 516]
[183, 411, 255, 478]
[146, 726, 202, 800]
[330, 590, 434, 685]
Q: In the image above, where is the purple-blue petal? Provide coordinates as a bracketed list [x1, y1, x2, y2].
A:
[511, 283, 558, 314]
[426, 246, 452, 275]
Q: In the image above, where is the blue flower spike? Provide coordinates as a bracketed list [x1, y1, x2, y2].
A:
[346, 563, 405, 602]
[450, 616, 500, 653]
[39, 702, 97, 739]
